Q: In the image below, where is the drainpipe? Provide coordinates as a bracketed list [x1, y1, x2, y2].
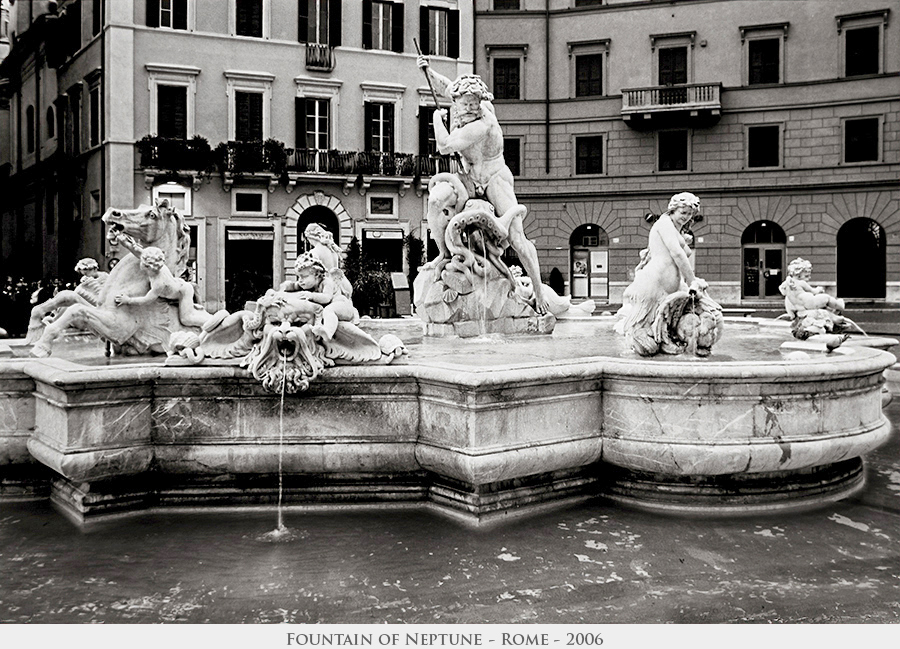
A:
[99, 0, 106, 258]
[544, 0, 550, 174]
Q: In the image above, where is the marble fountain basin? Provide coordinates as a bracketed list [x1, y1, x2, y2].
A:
[0, 317, 894, 524]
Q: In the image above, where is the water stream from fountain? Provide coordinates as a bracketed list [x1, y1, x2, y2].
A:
[257, 352, 306, 543]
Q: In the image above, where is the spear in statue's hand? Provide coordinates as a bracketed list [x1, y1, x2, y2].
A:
[414, 38, 448, 130]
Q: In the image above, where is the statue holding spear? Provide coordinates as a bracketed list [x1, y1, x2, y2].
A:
[415, 45, 548, 314]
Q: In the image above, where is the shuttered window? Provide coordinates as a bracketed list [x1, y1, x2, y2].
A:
[158, 85, 187, 139]
[236, 0, 263, 38]
[235, 91, 263, 142]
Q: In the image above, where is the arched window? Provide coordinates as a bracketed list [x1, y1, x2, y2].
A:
[837, 218, 885, 298]
[741, 220, 786, 299]
[297, 205, 340, 247]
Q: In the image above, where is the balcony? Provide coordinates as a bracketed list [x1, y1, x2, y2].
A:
[621, 82, 722, 129]
[137, 136, 214, 189]
[284, 149, 459, 195]
[306, 43, 334, 72]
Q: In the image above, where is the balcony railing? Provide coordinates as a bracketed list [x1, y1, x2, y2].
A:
[285, 149, 459, 177]
[137, 137, 213, 172]
[306, 43, 334, 72]
[621, 82, 722, 116]
[137, 139, 461, 181]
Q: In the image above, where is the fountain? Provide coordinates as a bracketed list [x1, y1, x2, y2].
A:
[0, 64, 894, 526]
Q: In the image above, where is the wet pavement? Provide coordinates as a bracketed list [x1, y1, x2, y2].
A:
[1, 394, 898, 625]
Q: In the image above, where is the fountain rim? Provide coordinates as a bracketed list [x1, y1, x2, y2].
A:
[14, 343, 896, 391]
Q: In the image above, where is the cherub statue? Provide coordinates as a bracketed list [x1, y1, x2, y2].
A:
[302, 223, 355, 301]
[114, 246, 213, 328]
[778, 258, 864, 343]
[275, 251, 359, 340]
[779, 258, 845, 317]
[25, 258, 110, 342]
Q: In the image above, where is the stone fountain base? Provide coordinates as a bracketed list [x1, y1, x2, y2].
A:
[1, 319, 895, 525]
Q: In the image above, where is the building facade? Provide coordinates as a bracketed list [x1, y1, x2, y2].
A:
[1, 0, 897, 315]
[477, 0, 899, 303]
[0, 0, 473, 313]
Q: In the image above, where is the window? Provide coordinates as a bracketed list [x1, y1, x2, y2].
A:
[846, 26, 879, 76]
[844, 117, 880, 163]
[235, 193, 263, 213]
[296, 97, 329, 150]
[837, 10, 888, 78]
[299, 0, 341, 46]
[92, 0, 102, 35]
[70, 93, 81, 155]
[493, 58, 520, 100]
[420, 6, 459, 58]
[236, 0, 263, 38]
[504, 137, 521, 176]
[153, 182, 192, 215]
[748, 39, 779, 85]
[576, 53, 603, 97]
[740, 23, 787, 86]
[365, 102, 394, 152]
[658, 47, 687, 86]
[575, 0, 603, 6]
[90, 190, 101, 217]
[493, 0, 520, 9]
[25, 106, 35, 154]
[658, 130, 688, 172]
[419, 106, 438, 156]
[369, 196, 395, 217]
[747, 124, 780, 168]
[64, 0, 82, 57]
[89, 86, 100, 147]
[157, 85, 187, 139]
[146, 0, 188, 30]
[46, 106, 55, 139]
[363, 0, 403, 53]
[651, 31, 695, 94]
[226, 71, 273, 141]
[575, 135, 603, 175]
[235, 91, 263, 141]
[232, 189, 267, 216]
[147, 63, 200, 139]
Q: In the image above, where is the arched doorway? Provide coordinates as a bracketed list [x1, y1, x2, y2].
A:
[570, 224, 609, 300]
[296, 205, 341, 248]
[741, 221, 786, 299]
[837, 218, 885, 298]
